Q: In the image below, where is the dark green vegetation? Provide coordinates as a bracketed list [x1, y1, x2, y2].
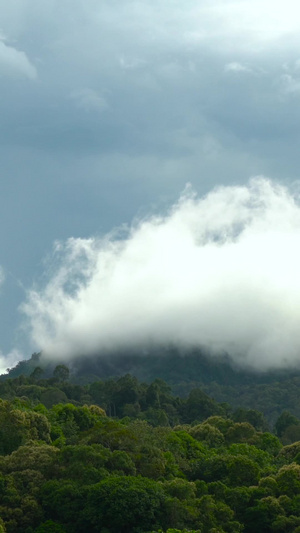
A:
[6, 348, 300, 425]
[1, 363, 300, 532]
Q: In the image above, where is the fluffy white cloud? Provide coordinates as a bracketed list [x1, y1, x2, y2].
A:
[0, 349, 23, 375]
[22, 178, 300, 370]
[0, 40, 37, 79]
[197, 0, 300, 48]
[225, 62, 251, 73]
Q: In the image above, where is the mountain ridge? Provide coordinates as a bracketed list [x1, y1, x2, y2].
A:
[3, 346, 300, 424]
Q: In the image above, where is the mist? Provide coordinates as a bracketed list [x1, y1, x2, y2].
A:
[0, 349, 23, 375]
[21, 178, 300, 370]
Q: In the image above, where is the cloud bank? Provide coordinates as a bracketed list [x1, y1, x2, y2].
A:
[22, 178, 300, 370]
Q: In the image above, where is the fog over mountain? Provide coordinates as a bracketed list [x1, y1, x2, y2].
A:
[20, 178, 300, 370]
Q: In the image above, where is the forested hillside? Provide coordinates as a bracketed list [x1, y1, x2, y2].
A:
[1, 369, 300, 531]
[5, 348, 300, 425]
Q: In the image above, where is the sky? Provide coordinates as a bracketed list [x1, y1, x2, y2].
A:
[2, 0, 300, 372]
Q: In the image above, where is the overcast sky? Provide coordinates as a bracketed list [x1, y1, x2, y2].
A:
[2, 0, 300, 371]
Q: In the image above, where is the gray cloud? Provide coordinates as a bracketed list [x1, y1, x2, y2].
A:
[21, 178, 300, 370]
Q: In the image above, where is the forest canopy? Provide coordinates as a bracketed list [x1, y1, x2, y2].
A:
[0, 365, 300, 532]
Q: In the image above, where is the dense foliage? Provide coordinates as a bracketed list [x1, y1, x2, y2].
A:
[5, 349, 300, 425]
[1, 368, 300, 531]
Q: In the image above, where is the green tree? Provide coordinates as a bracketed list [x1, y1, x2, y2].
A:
[34, 521, 66, 532]
[256, 432, 282, 456]
[30, 367, 44, 381]
[281, 424, 300, 445]
[275, 411, 300, 438]
[0, 402, 50, 455]
[53, 365, 70, 383]
[226, 422, 256, 444]
[190, 423, 224, 447]
[245, 496, 285, 533]
[276, 463, 300, 497]
[227, 455, 260, 487]
[183, 389, 223, 423]
[85, 476, 166, 533]
[233, 408, 268, 431]
[40, 388, 68, 409]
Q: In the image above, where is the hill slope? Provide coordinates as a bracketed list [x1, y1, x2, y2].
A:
[3, 346, 300, 424]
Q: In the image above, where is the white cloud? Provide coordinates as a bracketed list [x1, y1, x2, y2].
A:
[22, 178, 300, 370]
[224, 62, 251, 73]
[71, 88, 108, 113]
[0, 348, 23, 375]
[200, 0, 300, 48]
[0, 40, 37, 79]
